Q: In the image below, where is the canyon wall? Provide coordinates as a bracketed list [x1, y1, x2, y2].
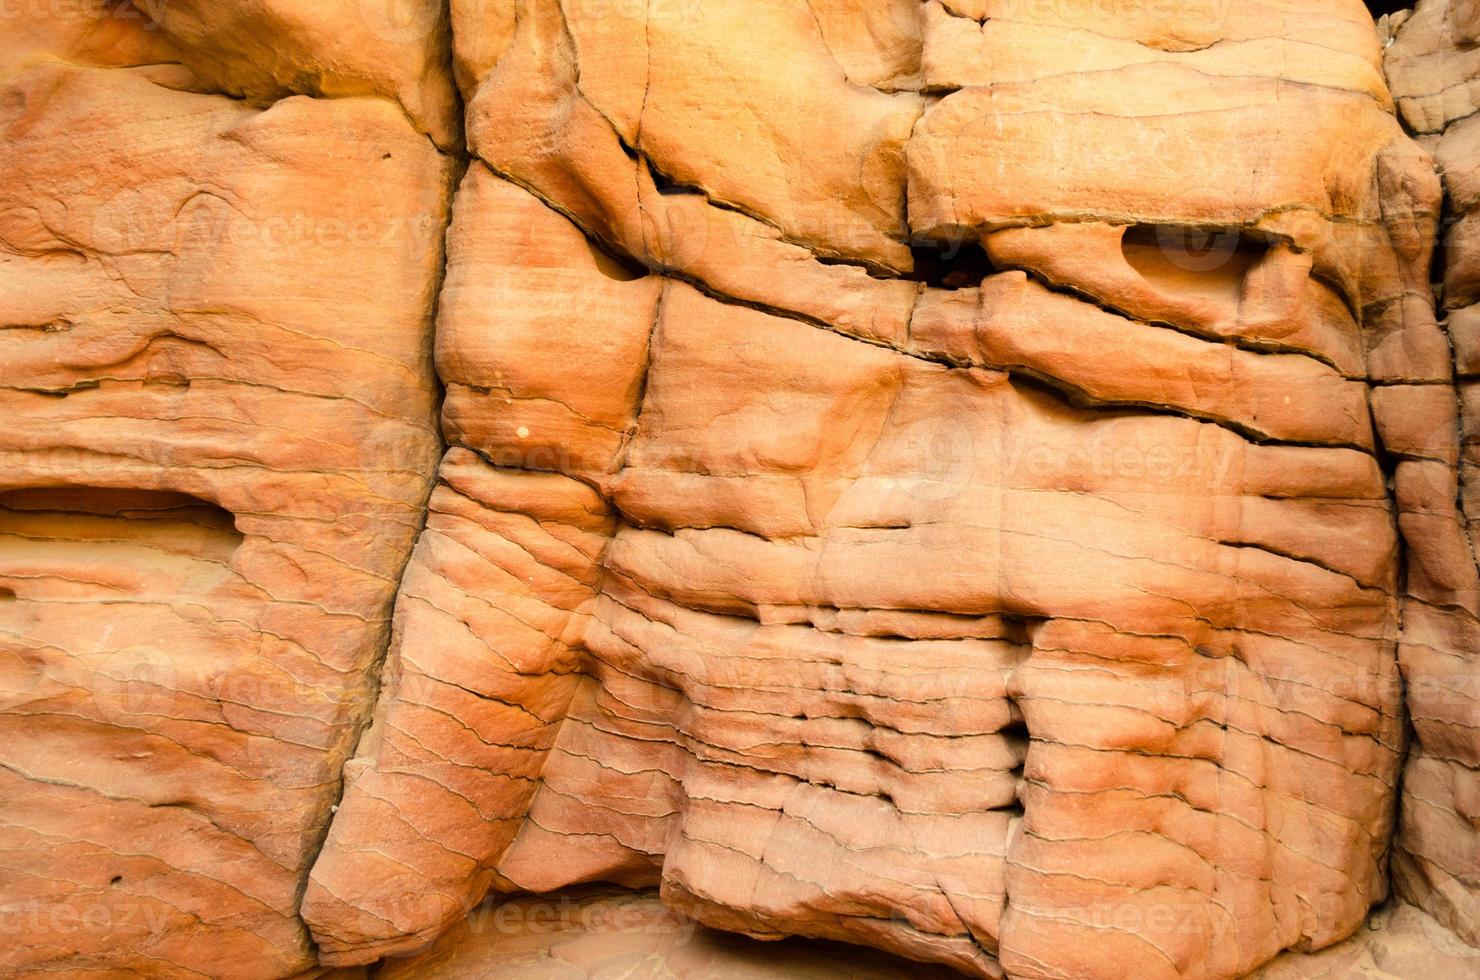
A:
[0, 1, 1476, 978]
[1383, 0, 1480, 951]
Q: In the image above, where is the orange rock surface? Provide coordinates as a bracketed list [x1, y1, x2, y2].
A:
[1383, 0, 1480, 954]
[0, 1, 1476, 978]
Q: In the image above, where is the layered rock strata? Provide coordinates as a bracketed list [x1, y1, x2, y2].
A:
[1, 1, 1477, 979]
[303, 2, 1454, 979]
[0, 7, 455, 976]
[1383, 0, 1480, 951]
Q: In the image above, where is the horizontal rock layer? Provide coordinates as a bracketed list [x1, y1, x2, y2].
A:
[2, 1, 1478, 979]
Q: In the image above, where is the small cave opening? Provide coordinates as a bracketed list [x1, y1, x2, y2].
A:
[1120, 224, 1266, 304]
[906, 238, 996, 289]
[1000, 717, 1030, 769]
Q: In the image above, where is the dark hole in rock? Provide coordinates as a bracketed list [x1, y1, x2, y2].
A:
[583, 237, 648, 282]
[908, 238, 995, 289]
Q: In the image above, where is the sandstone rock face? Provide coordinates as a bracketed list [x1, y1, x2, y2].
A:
[0, 7, 454, 977]
[1383, 0, 1480, 954]
[304, 2, 1455, 978]
[2, 1, 1478, 979]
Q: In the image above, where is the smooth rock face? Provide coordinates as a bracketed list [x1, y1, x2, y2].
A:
[2, 1, 1479, 979]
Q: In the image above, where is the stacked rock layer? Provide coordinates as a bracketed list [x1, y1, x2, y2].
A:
[0, 2, 1475, 979]
[1383, 0, 1480, 952]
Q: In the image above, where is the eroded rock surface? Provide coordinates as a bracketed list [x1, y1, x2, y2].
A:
[303, 2, 1460, 979]
[1383, 0, 1480, 953]
[0, 7, 455, 976]
[1, 1, 1478, 979]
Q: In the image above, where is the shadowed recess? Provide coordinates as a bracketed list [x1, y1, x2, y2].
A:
[1120, 224, 1267, 304]
[908, 238, 996, 289]
[0, 487, 243, 566]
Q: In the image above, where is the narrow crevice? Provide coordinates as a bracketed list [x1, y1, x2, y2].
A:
[475, 170, 1376, 456]
[476, 165, 1385, 461]
[614, 285, 668, 475]
[1000, 367, 1376, 456]
[1215, 539, 1391, 593]
[294, 144, 472, 928]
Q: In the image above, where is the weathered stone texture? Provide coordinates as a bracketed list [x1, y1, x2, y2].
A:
[1383, 0, 1480, 953]
[305, 2, 1463, 978]
[3, 1, 1480, 979]
[0, 6, 455, 976]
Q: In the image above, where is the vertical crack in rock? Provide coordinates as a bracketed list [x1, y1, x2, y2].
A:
[0, 3, 463, 974]
[294, 146, 472, 936]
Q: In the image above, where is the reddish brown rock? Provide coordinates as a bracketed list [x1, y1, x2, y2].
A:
[1383, 0, 1480, 954]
